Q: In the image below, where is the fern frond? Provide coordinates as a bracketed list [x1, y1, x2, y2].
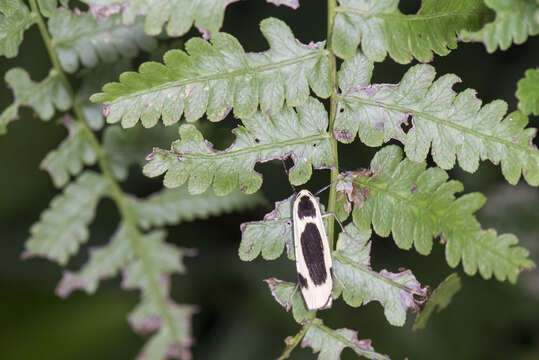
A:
[302, 319, 390, 360]
[90, 18, 331, 127]
[0, 68, 71, 134]
[122, 230, 197, 359]
[40, 118, 97, 188]
[460, 0, 539, 52]
[103, 124, 179, 180]
[49, 10, 156, 73]
[144, 98, 333, 195]
[337, 146, 535, 282]
[516, 68, 539, 116]
[333, 224, 427, 326]
[56, 223, 133, 296]
[331, 0, 491, 62]
[129, 186, 267, 230]
[413, 273, 461, 331]
[335, 53, 539, 186]
[24, 171, 110, 265]
[0, 0, 34, 58]
[83, 0, 231, 37]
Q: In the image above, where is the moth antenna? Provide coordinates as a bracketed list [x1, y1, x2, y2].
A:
[314, 177, 341, 196]
[322, 212, 354, 243]
[281, 158, 296, 194]
[287, 281, 300, 310]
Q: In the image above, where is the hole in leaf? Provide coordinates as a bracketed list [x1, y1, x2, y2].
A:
[398, 0, 421, 14]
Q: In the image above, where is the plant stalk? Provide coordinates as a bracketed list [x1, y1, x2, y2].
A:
[326, 0, 340, 249]
[277, 323, 312, 360]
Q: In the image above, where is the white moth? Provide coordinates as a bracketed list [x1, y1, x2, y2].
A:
[293, 189, 333, 311]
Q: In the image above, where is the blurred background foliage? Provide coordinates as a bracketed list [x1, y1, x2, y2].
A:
[0, 0, 538, 359]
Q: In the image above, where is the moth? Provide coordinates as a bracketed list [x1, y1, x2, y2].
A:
[293, 189, 333, 311]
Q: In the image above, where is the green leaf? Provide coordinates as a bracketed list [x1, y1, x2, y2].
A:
[302, 319, 390, 360]
[24, 171, 109, 265]
[129, 186, 267, 230]
[338, 146, 471, 255]
[49, 10, 156, 73]
[0, 0, 34, 58]
[332, 223, 427, 326]
[144, 98, 333, 195]
[121, 230, 197, 359]
[265, 278, 315, 324]
[40, 117, 97, 188]
[516, 68, 539, 116]
[90, 18, 331, 127]
[335, 53, 539, 186]
[77, 59, 133, 130]
[37, 0, 57, 17]
[445, 229, 535, 283]
[103, 124, 179, 181]
[460, 0, 539, 52]
[83, 0, 231, 37]
[56, 223, 134, 296]
[0, 68, 71, 134]
[239, 195, 295, 262]
[413, 273, 462, 331]
[337, 146, 535, 282]
[331, 0, 491, 62]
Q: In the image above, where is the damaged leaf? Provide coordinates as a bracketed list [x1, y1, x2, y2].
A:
[0, 0, 34, 58]
[332, 223, 427, 326]
[265, 278, 315, 324]
[91, 18, 331, 127]
[302, 319, 390, 360]
[0, 68, 71, 134]
[49, 10, 156, 73]
[129, 186, 267, 230]
[41, 119, 97, 188]
[83, 0, 232, 38]
[24, 171, 109, 265]
[413, 273, 462, 331]
[331, 0, 491, 62]
[460, 0, 539, 52]
[335, 53, 539, 186]
[143, 98, 333, 195]
[338, 146, 535, 282]
[239, 195, 295, 262]
[516, 68, 539, 116]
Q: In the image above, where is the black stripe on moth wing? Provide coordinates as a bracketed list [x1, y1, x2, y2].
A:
[298, 273, 308, 289]
[298, 195, 316, 219]
[300, 222, 327, 286]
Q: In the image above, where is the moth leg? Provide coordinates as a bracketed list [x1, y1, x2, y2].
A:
[330, 266, 347, 291]
[286, 281, 300, 310]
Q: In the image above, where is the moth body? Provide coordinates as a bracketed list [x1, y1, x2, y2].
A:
[293, 190, 333, 311]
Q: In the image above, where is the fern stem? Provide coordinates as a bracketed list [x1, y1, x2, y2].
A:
[327, 0, 340, 250]
[277, 323, 312, 360]
[28, 0, 182, 346]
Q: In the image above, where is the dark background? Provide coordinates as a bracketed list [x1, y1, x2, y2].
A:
[0, 1, 538, 359]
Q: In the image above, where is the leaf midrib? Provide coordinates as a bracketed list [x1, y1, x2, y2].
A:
[171, 134, 330, 160]
[101, 51, 327, 103]
[51, 18, 135, 47]
[341, 94, 536, 155]
[312, 321, 389, 360]
[335, 6, 484, 21]
[333, 252, 422, 295]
